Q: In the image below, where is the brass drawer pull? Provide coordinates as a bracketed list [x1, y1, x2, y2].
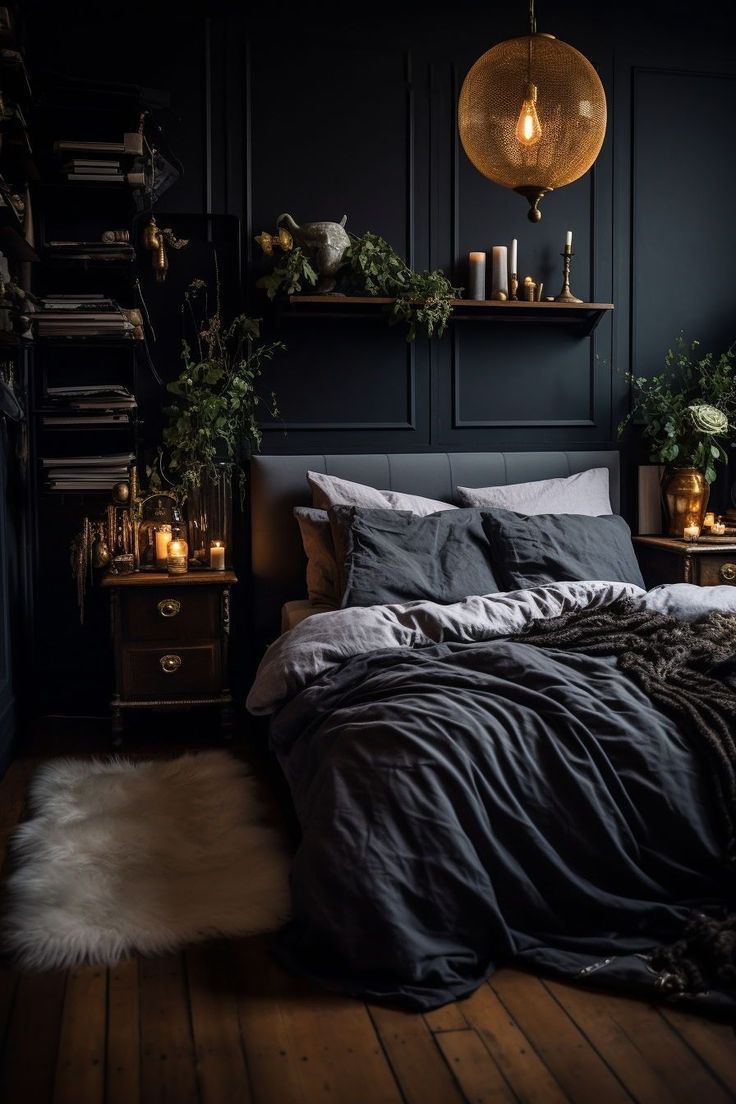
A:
[720, 562, 736, 583]
[160, 654, 182, 674]
[158, 599, 181, 618]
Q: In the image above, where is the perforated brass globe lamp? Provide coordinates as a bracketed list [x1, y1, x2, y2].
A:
[458, 2, 607, 221]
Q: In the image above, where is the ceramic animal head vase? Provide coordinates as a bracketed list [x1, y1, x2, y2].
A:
[277, 213, 350, 293]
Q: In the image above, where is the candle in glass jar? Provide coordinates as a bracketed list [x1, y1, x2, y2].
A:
[683, 524, 700, 541]
[166, 536, 189, 575]
[210, 541, 226, 570]
[703, 512, 715, 529]
[468, 252, 486, 300]
[154, 525, 172, 568]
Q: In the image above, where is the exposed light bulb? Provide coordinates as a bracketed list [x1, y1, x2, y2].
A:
[515, 83, 542, 146]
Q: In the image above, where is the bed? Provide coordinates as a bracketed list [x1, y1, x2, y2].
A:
[248, 451, 736, 1014]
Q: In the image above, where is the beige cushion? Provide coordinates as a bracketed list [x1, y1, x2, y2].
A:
[456, 467, 612, 516]
[294, 506, 340, 606]
[308, 470, 457, 515]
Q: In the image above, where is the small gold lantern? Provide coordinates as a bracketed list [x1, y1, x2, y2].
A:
[458, 1, 607, 221]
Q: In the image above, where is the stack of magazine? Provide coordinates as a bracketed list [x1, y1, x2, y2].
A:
[31, 294, 143, 340]
[43, 384, 136, 427]
[41, 452, 134, 493]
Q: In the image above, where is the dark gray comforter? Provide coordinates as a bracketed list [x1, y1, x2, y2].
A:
[248, 582, 736, 1011]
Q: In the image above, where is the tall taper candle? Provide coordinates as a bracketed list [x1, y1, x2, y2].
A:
[565, 230, 573, 251]
[491, 246, 509, 299]
[468, 252, 486, 300]
[510, 238, 518, 275]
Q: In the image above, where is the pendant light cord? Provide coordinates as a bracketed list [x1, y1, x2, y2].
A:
[529, 0, 537, 34]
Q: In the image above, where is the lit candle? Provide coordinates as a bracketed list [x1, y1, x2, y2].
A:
[154, 525, 172, 568]
[468, 252, 486, 300]
[683, 524, 700, 541]
[703, 512, 715, 529]
[166, 537, 189, 575]
[510, 238, 518, 275]
[210, 540, 226, 570]
[491, 246, 508, 299]
[565, 230, 573, 252]
[712, 518, 726, 535]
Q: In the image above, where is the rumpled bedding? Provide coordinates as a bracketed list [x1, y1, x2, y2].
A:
[247, 581, 736, 1011]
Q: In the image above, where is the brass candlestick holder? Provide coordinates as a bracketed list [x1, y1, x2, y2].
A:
[509, 273, 519, 301]
[554, 248, 582, 304]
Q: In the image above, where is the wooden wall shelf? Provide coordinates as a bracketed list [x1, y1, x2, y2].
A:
[288, 295, 614, 335]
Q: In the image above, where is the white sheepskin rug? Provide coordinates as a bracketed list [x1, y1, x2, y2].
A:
[3, 751, 292, 969]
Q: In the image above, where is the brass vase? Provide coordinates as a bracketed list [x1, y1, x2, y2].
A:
[661, 467, 709, 537]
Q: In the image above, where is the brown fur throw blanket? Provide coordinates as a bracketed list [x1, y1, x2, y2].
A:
[523, 598, 736, 996]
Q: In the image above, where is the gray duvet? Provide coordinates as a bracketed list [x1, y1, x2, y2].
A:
[247, 581, 736, 1011]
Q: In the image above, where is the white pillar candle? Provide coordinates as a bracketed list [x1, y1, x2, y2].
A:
[468, 252, 486, 300]
[565, 230, 573, 251]
[510, 238, 518, 274]
[154, 526, 171, 567]
[491, 246, 508, 299]
[210, 541, 226, 570]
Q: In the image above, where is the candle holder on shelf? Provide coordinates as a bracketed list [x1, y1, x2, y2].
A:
[509, 273, 519, 300]
[554, 248, 582, 304]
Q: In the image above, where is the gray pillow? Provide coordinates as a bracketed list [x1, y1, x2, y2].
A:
[329, 506, 500, 608]
[482, 509, 645, 590]
[457, 467, 612, 515]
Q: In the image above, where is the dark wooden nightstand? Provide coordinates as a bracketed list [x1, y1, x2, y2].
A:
[633, 536, 736, 589]
[100, 569, 237, 742]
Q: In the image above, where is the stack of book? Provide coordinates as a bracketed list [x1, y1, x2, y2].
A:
[41, 452, 135, 492]
[44, 239, 135, 264]
[43, 384, 137, 427]
[63, 157, 123, 183]
[32, 294, 143, 340]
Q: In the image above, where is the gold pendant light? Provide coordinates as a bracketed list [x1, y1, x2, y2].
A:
[458, 0, 607, 221]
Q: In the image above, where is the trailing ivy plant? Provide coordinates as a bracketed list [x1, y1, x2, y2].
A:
[256, 230, 460, 340]
[618, 336, 736, 484]
[156, 277, 283, 500]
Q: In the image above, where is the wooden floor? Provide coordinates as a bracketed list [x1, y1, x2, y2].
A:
[1, 722, 735, 1104]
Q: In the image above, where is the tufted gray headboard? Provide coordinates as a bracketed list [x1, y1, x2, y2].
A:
[249, 450, 620, 642]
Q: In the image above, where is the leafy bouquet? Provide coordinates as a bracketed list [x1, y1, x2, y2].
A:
[619, 337, 736, 483]
[158, 278, 282, 498]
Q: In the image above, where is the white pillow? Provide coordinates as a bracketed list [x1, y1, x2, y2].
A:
[456, 467, 612, 516]
[307, 470, 457, 515]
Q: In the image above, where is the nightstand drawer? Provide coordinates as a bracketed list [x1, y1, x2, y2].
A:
[695, 557, 736, 586]
[121, 642, 222, 698]
[121, 588, 219, 641]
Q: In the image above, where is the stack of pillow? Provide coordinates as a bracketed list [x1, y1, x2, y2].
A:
[294, 467, 644, 613]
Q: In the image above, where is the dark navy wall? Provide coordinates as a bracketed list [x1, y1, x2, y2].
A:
[29, 2, 736, 515]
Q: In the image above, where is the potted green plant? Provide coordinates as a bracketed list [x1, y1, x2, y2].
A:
[619, 337, 736, 535]
[156, 277, 282, 564]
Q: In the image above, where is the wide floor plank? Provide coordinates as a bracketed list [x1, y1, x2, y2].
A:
[369, 1003, 467, 1104]
[545, 978, 677, 1104]
[461, 978, 569, 1104]
[661, 1006, 736, 1096]
[234, 937, 308, 1104]
[592, 991, 734, 1104]
[139, 953, 199, 1104]
[491, 970, 633, 1104]
[0, 967, 67, 1103]
[435, 1027, 517, 1103]
[187, 942, 252, 1104]
[107, 958, 141, 1104]
[53, 964, 107, 1104]
[423, 1001, 469, 1033]
[236, 938, 402, 1104]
